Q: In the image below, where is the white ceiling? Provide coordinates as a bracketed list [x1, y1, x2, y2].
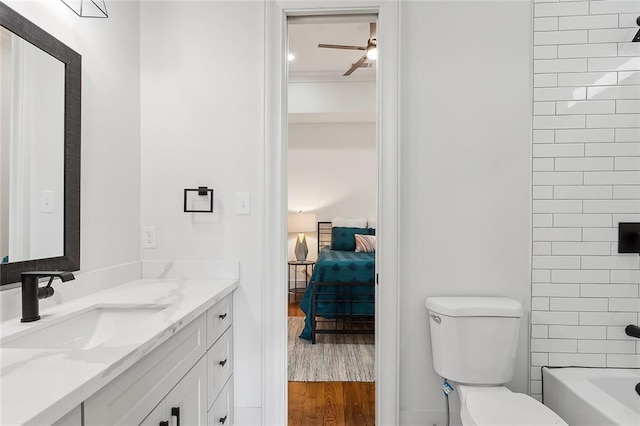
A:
[287, 20, 377, 82]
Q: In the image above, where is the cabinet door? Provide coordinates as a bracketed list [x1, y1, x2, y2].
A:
[139, 401, 166, 426]
[139, 357, 207, 426]
[85, 314, 206, 426]
[165, 356, 207, 426]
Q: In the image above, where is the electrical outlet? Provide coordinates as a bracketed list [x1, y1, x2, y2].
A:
[143, 226, 157, 249]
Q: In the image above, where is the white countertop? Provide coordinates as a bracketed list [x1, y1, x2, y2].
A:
[0, 278, 238, 426]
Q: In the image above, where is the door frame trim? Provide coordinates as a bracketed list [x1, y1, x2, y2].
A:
[262, 1, 400, 424]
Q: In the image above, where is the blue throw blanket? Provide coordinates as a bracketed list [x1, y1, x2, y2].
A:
[299, 248, 375, 340]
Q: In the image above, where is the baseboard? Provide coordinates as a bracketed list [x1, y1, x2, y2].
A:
[400, 408, 448, 426]
[234, 407, 261, 426]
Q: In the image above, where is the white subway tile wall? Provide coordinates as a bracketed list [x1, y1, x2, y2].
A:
[531, 0, 640, 400]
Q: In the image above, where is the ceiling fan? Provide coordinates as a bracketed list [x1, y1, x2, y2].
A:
[318, 22, 377, 76]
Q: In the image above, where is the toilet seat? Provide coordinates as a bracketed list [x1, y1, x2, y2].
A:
[461, 391, 567, 426]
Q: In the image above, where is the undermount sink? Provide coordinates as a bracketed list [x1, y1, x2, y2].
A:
[2, 305, 168, 350]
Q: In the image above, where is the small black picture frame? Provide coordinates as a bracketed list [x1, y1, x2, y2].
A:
[183, 187, 214, 213]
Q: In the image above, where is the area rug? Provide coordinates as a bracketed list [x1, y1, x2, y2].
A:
[288, 316, 375, 382]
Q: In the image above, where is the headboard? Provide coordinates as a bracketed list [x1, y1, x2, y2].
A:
[317, 222, 332, 252]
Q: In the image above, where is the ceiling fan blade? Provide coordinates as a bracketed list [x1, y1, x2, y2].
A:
[370, 22, 377, 40]
[318, 43, 366, 51]
[343, 54, 368, 76]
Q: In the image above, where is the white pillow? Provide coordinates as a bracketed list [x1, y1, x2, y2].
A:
[355, 234, 376, 253]
[332, 217, 367, 228]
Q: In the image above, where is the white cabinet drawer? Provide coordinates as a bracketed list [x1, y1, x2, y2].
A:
[207, 326, 233, 408]
[207, 294, 232, 348]
[208, 377, 233, 426]
[84, 313, 206, 425]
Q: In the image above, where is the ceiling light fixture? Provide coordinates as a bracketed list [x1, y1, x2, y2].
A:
[60, 0, 108, 18]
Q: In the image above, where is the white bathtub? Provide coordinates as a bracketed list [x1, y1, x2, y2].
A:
[542, 367, 640, 426]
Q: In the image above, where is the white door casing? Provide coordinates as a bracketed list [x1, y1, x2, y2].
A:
[263, 1, 400, 425]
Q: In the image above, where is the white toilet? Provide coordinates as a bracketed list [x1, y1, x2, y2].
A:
[425, 296, 567, 426]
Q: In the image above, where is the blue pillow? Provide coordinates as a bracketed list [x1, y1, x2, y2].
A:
[368, 228, 376, 236]
[331, 227, 368, 251]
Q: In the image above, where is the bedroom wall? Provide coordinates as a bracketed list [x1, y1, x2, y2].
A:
[530, 0, 640, 401]
[399, 1, 533, 424]
[139, 1, 264, 421]
[0, 0, 141, 320]
[287, 121, 377, 261]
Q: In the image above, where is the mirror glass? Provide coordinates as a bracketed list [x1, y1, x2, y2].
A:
[1, 26, 65, 263]
[0, 2, 81, 286]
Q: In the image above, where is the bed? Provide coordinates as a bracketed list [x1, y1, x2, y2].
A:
[298, 221, 376, 343]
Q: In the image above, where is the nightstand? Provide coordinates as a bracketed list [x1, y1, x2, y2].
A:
[288, 260, 315, 301]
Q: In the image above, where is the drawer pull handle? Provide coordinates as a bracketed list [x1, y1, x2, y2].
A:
[159, 422, 169, 426]
[171, 406, 180, 426]
[219, 415, 228, 424]
[219, 359, 228, 367]
[218, 313, 227, 320]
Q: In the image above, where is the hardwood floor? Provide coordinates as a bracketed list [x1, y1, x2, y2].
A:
[288, 381, 375, 426]
[289, 296, 305, 317]
[288, 299, 375, 426]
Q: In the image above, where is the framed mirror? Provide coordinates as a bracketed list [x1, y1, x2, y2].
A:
[0, 2, 81, 286]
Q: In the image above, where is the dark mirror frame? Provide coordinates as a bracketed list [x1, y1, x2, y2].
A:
[0, 1, 81, 286]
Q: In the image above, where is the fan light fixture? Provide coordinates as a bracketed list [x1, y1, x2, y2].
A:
[366, 42, 378, 60]
[318, 22, 377, 76]
[60, 0, 108, 18]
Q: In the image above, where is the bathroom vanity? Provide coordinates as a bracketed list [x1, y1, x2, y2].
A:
[0, 278, 237, 426]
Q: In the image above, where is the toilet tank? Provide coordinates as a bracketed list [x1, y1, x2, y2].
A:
[425, 297, 523, 385]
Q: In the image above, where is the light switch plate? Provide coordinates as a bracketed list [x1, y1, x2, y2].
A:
[235, 192, 251, 215]
[40, 190, 54, 213]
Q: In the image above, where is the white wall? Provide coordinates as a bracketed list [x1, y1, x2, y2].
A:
[399, 1, 533, 424]
[0, 0, 141, 318]
[530, 0, 640, 400]
[288, 81, 376, 123]
[287, 121, 376, 260]
[139, 0, 264, 416]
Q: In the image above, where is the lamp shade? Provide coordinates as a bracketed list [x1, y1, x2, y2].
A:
[288, 212, 317, 233]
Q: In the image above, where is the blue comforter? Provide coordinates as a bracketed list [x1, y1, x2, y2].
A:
[299, 248, 375, 340]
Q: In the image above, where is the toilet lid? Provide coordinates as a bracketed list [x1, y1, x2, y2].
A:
[462, 392, 567, 426]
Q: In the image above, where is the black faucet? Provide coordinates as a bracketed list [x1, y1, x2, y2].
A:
[21, 271, 75, 323]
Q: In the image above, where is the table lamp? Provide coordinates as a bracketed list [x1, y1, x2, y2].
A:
[288, 212, 317, 261]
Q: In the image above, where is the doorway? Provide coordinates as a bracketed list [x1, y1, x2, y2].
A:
[262, 2, 399, 424]
[286, 15, 378, 425]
